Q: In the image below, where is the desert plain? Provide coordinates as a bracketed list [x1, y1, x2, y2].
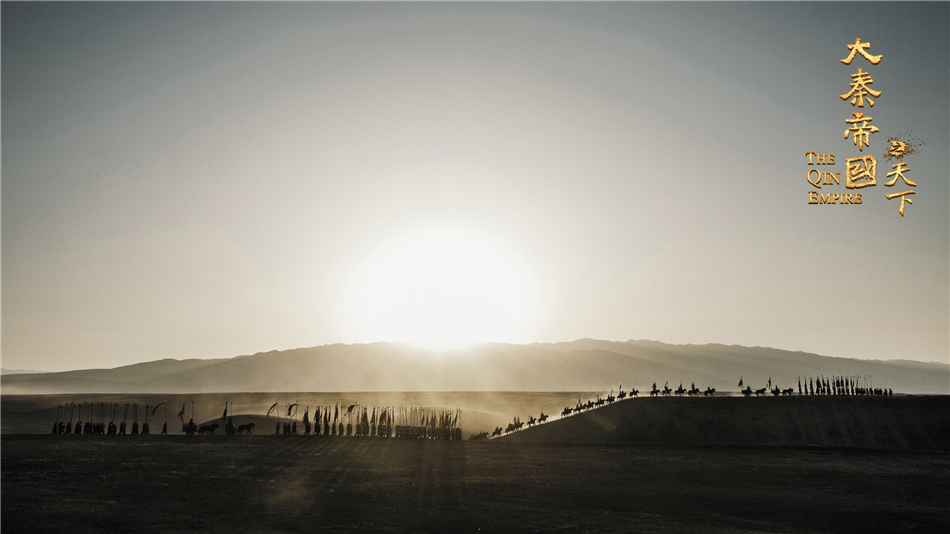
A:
[3, 391, 949, 533]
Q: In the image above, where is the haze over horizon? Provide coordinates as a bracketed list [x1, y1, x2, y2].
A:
[3, 3, 948, 373]
[2, 337, 946, 375]
[3, 339, 947, 397]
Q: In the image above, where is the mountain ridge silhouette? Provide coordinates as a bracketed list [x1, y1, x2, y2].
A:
[3, 339, 946, 394]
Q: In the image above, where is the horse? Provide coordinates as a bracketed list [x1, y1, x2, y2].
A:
[741, 386, 753, 397]
[491, 426, 503, 437]
[527, 416, 537, 426]
[538, 413, 548, 423]
[688, 387, 700, 397]
[630, 388, 639, 398]
[198, 423, 219, 435]
[754, 388, 767, 397]
[662, 386, 672, 397]
[704, 387, 716, 397]
[561, 407, 573, 416]
[674, 385, 686, 397]
[237, 422, 255, 435]
[782, 388, 794, 396]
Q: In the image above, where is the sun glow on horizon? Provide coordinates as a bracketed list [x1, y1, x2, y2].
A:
[341, 225, 543, 351]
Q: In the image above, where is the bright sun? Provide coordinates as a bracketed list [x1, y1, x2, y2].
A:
[342, 225, 540, 350]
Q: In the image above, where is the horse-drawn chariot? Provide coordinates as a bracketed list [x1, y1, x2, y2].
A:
[182, 419, 198, 435]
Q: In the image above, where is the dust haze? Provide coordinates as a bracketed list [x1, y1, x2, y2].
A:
[3, 339, 946, 396]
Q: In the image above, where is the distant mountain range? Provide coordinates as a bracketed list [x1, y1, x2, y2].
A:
[2, 339, 947, 395]
[0, 369, 46, 375]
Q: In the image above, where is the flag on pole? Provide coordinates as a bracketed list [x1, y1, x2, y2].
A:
[738, 377, 743, 387]
[222, 403, 228, 419]
[767, 377, 771, 388]
[287, 403, 298, 417]
[266, 402, 278, 418]
[151, 401, 166, 416]
[177, 404, 185, 423]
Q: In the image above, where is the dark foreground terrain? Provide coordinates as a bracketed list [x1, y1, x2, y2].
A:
[3, 436, 948, 534]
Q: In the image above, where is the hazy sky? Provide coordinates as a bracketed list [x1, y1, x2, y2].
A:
[3, 2, 948, 371]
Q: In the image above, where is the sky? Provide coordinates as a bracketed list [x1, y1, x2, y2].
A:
[2, 2, 948, 372]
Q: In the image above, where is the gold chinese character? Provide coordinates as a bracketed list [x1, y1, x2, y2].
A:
[844, 112, 879, 151]
[840, 38, 882, 65]
[885, 190, 915, 216]
[845, 155, 877, 189]
[884, 162, 916, 187]
[840, 68, 882, 107]
[883, 133, 924, 163]
[887, 139, 913, 160]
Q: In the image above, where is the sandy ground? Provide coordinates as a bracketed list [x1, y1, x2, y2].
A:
[4, 393, 949, 533]
[3, 436, 948, 534]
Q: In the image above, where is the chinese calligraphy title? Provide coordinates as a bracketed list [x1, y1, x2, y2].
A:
[806, 38, 921, 216]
